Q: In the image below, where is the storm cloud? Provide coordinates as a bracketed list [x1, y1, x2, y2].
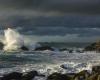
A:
[0, 0, 100, 42]
[0, 0, 100, 14]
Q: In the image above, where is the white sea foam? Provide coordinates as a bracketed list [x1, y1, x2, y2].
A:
[0, 51, 100, 80]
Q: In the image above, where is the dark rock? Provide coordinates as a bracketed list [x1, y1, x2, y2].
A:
[60, 64, 67, 69]
[73, 70, 90, 80]
[84, 41, 100, 52]
[59, 48, 68, 51]
[34, 46, 54, 51]
[1, 72, 22, 80]
[0, 42, 4, 50]
[47, 72, 72, 80]
[20, 46, 29, 51]
[22, 70, 45, 80]
[87, 73, 100, 80]
[69, 50, 73, 53]
[92, 65, 100, 74]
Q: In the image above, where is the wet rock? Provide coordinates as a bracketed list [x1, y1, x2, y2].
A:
[34, 46, 54, 51]
[69, 50, 73, 53]
[20, 46, 29, 51]
[47, 72, 72, 80]
[60, 64, 68, 69]
[84, 41, 100, 52]
[92, 65, 100, 74]
[1, 72, 22, 80]
[84, 43, 96, 51]
[22, 70, 45, 80]
[73, 70, 90, 80]
[0, 42, 4, 50]
[86, 73, 100, 80]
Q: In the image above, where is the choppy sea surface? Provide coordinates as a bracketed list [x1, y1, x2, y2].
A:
[0, 43, 100, 80]
[0, 51, 100, 75]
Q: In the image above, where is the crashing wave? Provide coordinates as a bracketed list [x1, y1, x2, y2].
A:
[3, 28, 39, 51]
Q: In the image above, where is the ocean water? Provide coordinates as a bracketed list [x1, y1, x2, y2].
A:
[0, 50, 100, 78]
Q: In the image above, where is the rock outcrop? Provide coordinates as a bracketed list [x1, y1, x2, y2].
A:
[1, 70, 45, 80]
[84, 41, 100, 52]
[34, 46, 54, 51]
[1, 72, 22, 80]
[47, 72, 72, 80]
[20, 46, 29, 51]
[0, 42, 4, 50]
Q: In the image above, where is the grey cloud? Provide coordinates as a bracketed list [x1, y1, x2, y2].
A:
[0, 0, 100, 14]
[0, 15, 100, 30]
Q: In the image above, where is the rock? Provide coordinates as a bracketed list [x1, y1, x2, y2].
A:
[86, 73, 100, 80]
[59, 48, 68, 51]
[84, 41, 100, 52]
[1, 72, 22, 80]
[0, 42, 4, 50]
[20, 46, 29, 51]
[34, 46, 54, 51]
[92, 65, 100, 74]
[73, 70, 90, 80]
[60, 64, 68, 69]
[47, 72, 72, 80]
[22, 70, 45, 80]
[69, 50, 73, 53]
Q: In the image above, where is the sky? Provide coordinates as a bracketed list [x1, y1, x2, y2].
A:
[0, 0, 100, 42]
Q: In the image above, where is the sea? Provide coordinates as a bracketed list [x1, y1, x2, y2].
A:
[0, 42, 100, 80]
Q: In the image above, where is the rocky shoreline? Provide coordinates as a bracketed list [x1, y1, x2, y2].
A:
[0, 65, 100, 80]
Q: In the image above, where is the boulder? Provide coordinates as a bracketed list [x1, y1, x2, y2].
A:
[86, 73, 100, 80]
[73, 70, 90, 80]
[0, 42, 4, 50]
[92, 65, 100, 74]
[20, 46, 29, 51]
[1, 72, 22, 80]
[34, 46, 54, 51]
[84, 41, 100, 52]
[47, 72, 72, 80]
[22, 70, 45, 80]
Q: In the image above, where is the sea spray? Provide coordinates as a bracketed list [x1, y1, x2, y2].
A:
[3, 28, 40, 51]
[4, 28, 24, 51]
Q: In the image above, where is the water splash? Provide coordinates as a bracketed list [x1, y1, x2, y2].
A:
[4, 28, 24, 51]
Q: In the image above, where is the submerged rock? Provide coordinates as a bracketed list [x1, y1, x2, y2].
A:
[34, 46, 54, 51]
[59, 48, 68, 51]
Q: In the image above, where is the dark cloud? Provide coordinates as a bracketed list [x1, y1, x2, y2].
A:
[0, 0, 100, 14]
[5, 15, 100, 27]
[0, 0, 99, 42]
